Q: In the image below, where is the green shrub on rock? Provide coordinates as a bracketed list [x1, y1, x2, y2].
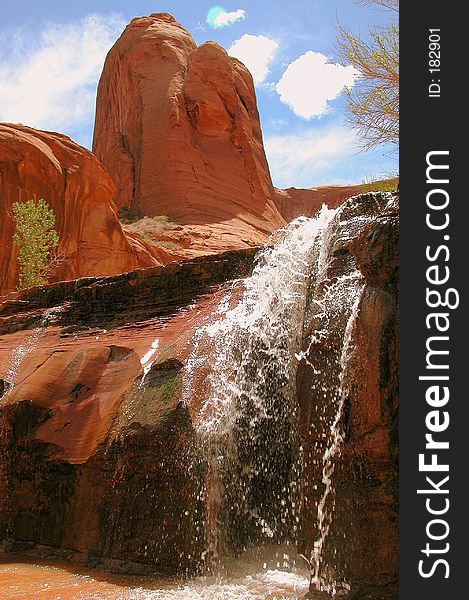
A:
[12, 199, 59, 290]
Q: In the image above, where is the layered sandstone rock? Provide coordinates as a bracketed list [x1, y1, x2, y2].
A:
[0, 249, 257, 572]
[0, 193, 399, 597]
[93, 13, 285, 251]
[0, 124, 166, 295]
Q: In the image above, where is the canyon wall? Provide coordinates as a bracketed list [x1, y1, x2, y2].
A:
[273, 184, 367, 222]
[0, 193, 398, 599]
[0, 14, 290, 297]
[0, 124, 165, 295]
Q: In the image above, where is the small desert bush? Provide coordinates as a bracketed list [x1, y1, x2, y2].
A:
[138, 233, 180, 250]
[360, 175, 399, 193]
[139, 232, 154, 244]
[12, 199, 59, 290]
[156, 241, 179, 249]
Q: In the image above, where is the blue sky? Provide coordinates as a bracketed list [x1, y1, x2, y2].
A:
[0, 1, 398, 188]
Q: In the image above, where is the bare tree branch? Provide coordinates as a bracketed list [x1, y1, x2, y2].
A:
[336, 1, 399, 151]
[357, 0, 399, 12]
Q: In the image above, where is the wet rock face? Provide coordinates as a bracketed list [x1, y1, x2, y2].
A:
[0, 190, 399, 592]
[0, 124, 146, 295]
[0, 247, 258, 334]
[0, 376, 205, 573]
[297, 193, 399, 599]
[0, 249, 257, 573]
[93, 13, 284, 241]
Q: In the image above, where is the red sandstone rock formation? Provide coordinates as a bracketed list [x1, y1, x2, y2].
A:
[0, 124, 166, 295]
[0, 249, 256, 571]
[273, 184, 368, 222]
[0, 194, 399, 595]
[93, 13, 285, 251]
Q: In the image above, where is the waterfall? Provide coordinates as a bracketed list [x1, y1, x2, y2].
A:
[183, 199, 372, 597]
[185, 208, 338, 563]
[297, 194, 395, 595]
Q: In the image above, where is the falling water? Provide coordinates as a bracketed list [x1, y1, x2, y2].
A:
[0, 193, 395, 599]
[184, 208, 338, 568]
[307, 277, 364, 596]
[140, 339, 160, 385]
[296, 196, 390, 595]
[4, 305, 65, 391]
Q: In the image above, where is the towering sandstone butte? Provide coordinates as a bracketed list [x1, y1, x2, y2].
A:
[93, 13, 285, 244]
[0, 124, 165, 295]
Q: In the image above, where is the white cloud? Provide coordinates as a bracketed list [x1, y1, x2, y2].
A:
[228, 34, 278, 85]
[264, 126, 358, 188]
[214, 9, 246, 28]
[0, 14, 125, 139]
[276, 51, 359, 119]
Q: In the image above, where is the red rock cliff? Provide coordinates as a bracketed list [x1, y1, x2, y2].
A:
[297, 192, 399, 599]
[93, 13, 285, 245]
[0, 124, 162, 295]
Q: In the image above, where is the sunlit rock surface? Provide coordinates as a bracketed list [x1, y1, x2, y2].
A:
[273, 184, 369, 222]
[0, 124, 160, 295]
[93, 13, 285, 255]
[0, 192, 398, 600]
